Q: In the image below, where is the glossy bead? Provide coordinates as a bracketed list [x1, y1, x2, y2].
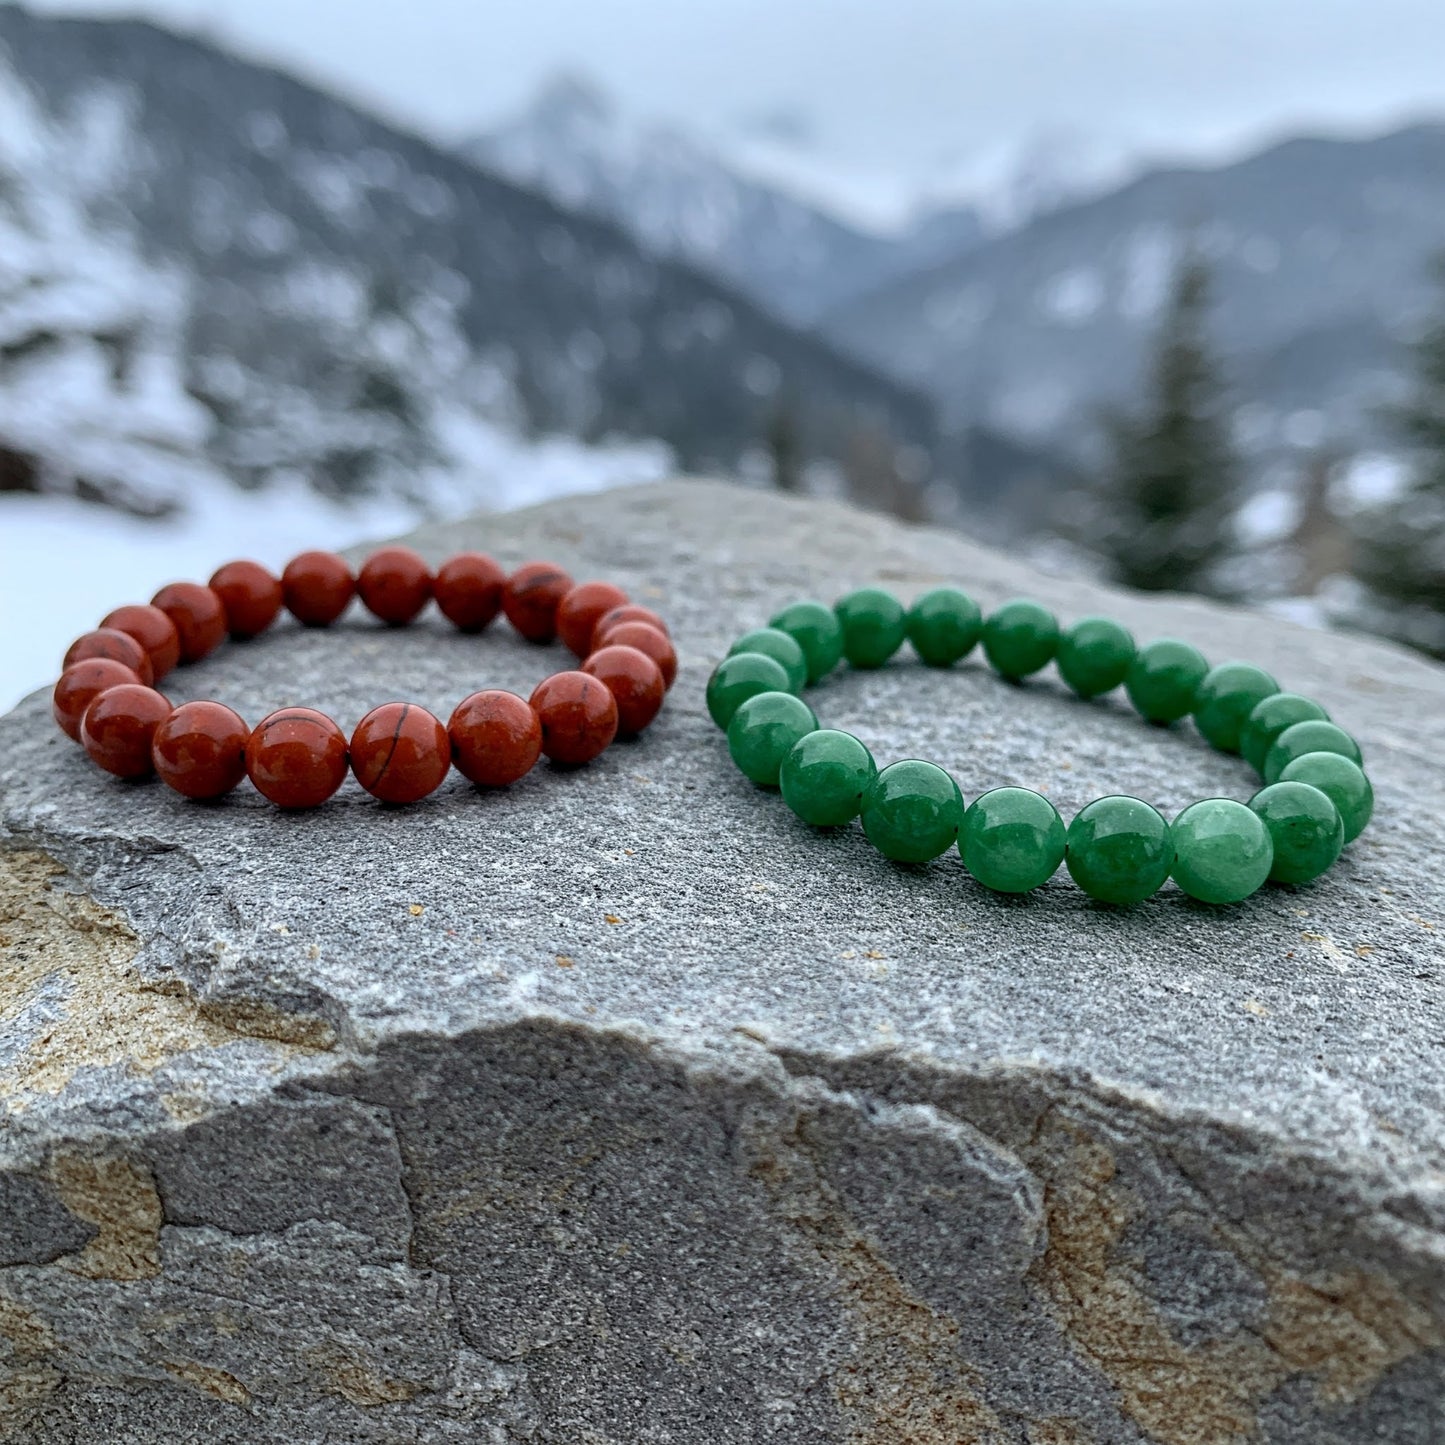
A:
[100, 603, 181, 679]
[1170, 798, 1274, 904]
[1125, 639, 1209, 723]
[282, 551, 355, 627]
[53, 659, 144, 741]
[727, 628, 807, 694]
[834, 587, 906, 669]
[768, 600, 843, 683]
[1192, 663, 1279, 753]
[350, 702, 451, 803]
[152, 701, 250, 799]
[63, 629, 154, 687]
[1056, 618, 1135, 699]
[1249, 781, 1344, 884]
[726, 692, 817, 788]
[591, 604, 669, 649]
[1263, 720, 1363, 784]
[245, 707, 349, 808]
[597, 621, 677, 689]
[1240, 693, 1330, 775]
[960, 787, 1066, 893]
[448, 690, 542, 787]
[1065, 796, 1174, 904]
[582, 645, 666, 735]
[209, 560, 283, 639]
[503, 561, 575, 643]
[905, 587, 982, 668]
[151, 581, 227, 664]
[861, 759, 964, 863]
[706, 653, 792, 730]
[80, 683, 172, 780]
[357, 547, 432, 626]
[529, 671, 619, 765]
[981, 600, 1058, 680]
[779, 729, 876, 827]
[557, 580, 629, 657]
[1278, 752, 1374, 844]
[433, 552, 506, 631]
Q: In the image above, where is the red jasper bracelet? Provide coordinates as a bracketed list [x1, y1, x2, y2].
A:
[51, 548, 676, 810]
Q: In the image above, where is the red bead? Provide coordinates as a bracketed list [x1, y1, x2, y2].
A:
[151, 582, 227, 664]
[595, 621, 677, 690]
[502, 562, 574, 643]
[529, 670, 618, 766]
[582, 645, 665, 735]
[63, 628, 155, 687]
[152, 701, 250, 799]
[100, 603, 181, 679]
[53, 659, 144, 741]
[557, 580, 629, 657]
[209, 560, 282, 639]
[433, 552, 506, 631]
[590, 604, 669, 651]
[245, 707, 349, 809]
[350, 702, 451, 803]
[282, 551, 355, 627]
[357, 547, 433, 626]
[80, 683, 172, 779]
[447, 690, 542, 787]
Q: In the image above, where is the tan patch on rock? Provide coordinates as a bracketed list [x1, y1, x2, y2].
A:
[1026, 1421, 1095, 1445]
[307, 1345, 421, 1407]
[162, 1358, 251, 1405]
[49, 1154, 161, 1281]
[197, 996, 336, 1051]
[0, 1298, 61, 1435]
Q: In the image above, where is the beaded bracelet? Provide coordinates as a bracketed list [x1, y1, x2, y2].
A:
[707, 588, 1373, 905]
[52, 548, 676, 810]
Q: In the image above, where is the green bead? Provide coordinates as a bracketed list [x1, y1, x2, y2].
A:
[982, 599, 1059, 680]
[959, 787, 1065, 893]
[1065, 796, 1174, 904]
[906, 587, 982, 667]
[726, 692, 817, 788]
[768, 600, 843, 683]
[1192, 663, 1279, 753]
[706, 653, 792, 730]
[1249, 781, 1344, 884]
[727, 628, 807, 694]
[1056, 617, 1136, 698]
[1263, 720, 1363, 784]
[779, 729, 877, 827]
[1125, 639, 1210, 723]
[1240, 693, 1330, 775]
[834, 587, 906, 669]
[1170, 798, 1274, 904]
[861, 760, 965, 863]
[1278, 752, 1374, 844]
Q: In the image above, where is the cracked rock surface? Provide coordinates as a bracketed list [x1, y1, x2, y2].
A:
[1, 479, 1443, 1443]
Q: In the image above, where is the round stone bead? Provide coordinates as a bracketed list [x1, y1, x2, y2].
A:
[1249, 781, 1344, 884]
[582, 644, 666, 735]
[529, 671, 619, 766]
[981, 600, 1058, 680]
[861, 760, 964, 864]
[1065, 796, 1174, 904]
[1169, 798, 1274, 904]
[350, 702, 451, 803]
[727, 692, 818, 788]
[246, 708, 349, 808]
[706, 653, 792, 730]
[53, 659, 145, 741]
[727, 628, 807, 694]
[1192, 662, 1279, 753]
[768, 600, 843, 683]
[960, 787, 1065, 894]
[433, 552, 506, 631]
[1240, 693, 1330, 775]
[557, 580, 629, 657]
[81, 683, 173, 780]
[779, 729, 876, 827]
[1056, 617, 1135, 699]
[152, 700, 250, 800]
[834, 587, 906, 669]
[597, 621, 677, 689]
[151, 581, 227, 664]
[100, 603, 181, 679]
[502, 561, 575, 643]
[357, 547, 433, 626]
[1263, 720, 1363, 784]
[63, 629, 154, 687]
[905, 587, 982, 667]
[448, 690, 542, 787]
[592, 604, 669, 650]
[281, 551, 355, 628]
[1125, 639, 1209, 724]
[1278, 752, 1374, 844]
[208, 560, 283, 639]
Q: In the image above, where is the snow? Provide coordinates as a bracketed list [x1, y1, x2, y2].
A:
[1037, 266, 1104, 325]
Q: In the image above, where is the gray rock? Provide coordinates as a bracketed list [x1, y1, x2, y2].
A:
[1, 479, 1443, 1443]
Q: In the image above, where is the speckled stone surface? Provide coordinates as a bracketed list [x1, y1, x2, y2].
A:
[1, 480, 1442, 1443]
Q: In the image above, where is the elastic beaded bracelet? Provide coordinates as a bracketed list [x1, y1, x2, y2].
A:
[708, 588, 1373, 906]
[53, 549, 675, 810]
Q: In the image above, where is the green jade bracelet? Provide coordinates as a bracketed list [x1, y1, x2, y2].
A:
[706, 588, 1374, 906]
